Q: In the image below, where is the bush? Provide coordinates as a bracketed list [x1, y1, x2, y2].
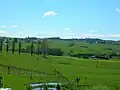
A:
[48, 48, 63, 56]
[104, 48, 112, 50]
[96, 55, 109, 60]
[70, 53, 94, 58]
[80, 46, 88, 48]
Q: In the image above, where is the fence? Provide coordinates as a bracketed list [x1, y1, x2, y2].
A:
[0, 63, 55, 80]
[0, 64, 120, 90]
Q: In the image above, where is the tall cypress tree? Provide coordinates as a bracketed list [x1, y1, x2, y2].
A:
[0, 41, 2, 53]
[0, 38, 4, 56]
[6, 39, 9, 52]
[12, 39, 15, 54]
[18, 40, 21, 54]
[37, 40, 40, 56]
[31, 41, 34, 55]
[0, 38, 4, 52]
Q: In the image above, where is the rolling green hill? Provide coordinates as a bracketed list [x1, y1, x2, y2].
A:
[0, 37, 120, 90]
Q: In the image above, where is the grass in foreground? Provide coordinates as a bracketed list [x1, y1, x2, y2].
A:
[0, 52, 120, 90]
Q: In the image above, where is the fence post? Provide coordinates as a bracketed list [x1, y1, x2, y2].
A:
[30, 68, 33, 80]
[85, 76, 87, 84]
[8, 66, 10, 74]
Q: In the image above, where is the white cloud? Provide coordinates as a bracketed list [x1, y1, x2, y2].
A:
[11, 25, 19, 28]
[0, 25, 7, 28]
[42, 11, 58, 18]
[116, 8, 120, 12]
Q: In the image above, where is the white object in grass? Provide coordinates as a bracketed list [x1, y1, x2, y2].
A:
[0, 88, 11, 90]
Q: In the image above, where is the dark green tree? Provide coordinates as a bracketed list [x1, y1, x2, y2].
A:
[0, 41, 3, 53]
[41, 38, 48, 58]
[0, 38, 3, 59]
[12, 39, 15, 54]
[18, 40, 21, 54]
[6, 39, 9, 52]
[30, 41, 34, 55]
[37, 40, 40, 56]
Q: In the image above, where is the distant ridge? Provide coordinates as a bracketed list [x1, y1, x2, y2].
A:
[0, 36, 120, 42]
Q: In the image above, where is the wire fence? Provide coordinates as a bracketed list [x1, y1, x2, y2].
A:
[0, 64, 120, 90]
[0, 63, 56, 80]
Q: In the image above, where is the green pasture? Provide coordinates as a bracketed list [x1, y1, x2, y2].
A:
[0, 52, 120, 90]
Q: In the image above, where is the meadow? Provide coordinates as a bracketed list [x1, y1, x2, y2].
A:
[0, 38, 120, 90]
[0, 52, 120, 90]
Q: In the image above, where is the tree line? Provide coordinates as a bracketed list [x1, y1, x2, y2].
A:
[0, 38, 48, 58]
[0, 37, 120, 60]
[0, 38, 64, 57]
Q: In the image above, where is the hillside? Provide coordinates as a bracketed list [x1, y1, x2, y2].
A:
[1, 37, 120, 60]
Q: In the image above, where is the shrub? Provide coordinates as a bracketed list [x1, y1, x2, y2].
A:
[104, 48, 112, 50]
[80, 46, 88, 48]
[48, 48, 63, 56]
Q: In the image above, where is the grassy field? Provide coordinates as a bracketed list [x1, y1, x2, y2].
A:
[0, 52, 120, 90]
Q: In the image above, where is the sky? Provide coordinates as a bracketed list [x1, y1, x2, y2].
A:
[0, 0, 120, 40]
